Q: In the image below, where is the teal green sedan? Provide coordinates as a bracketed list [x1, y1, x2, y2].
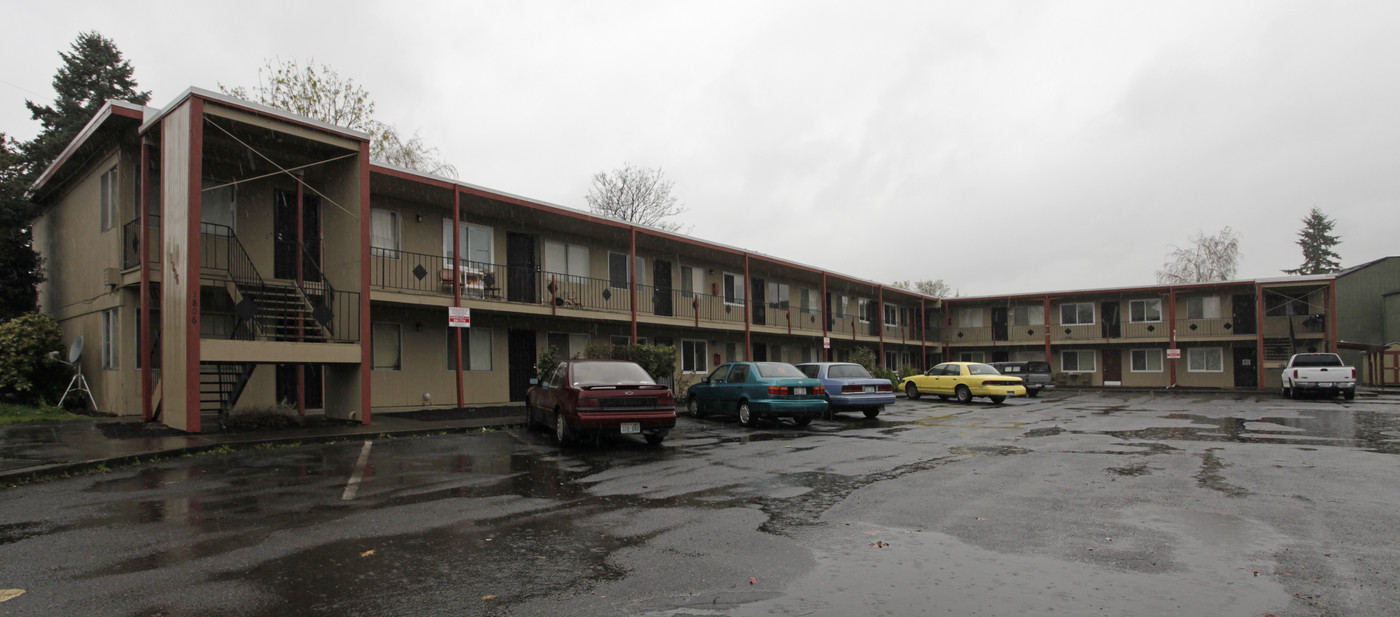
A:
[685, 362, 828, 427]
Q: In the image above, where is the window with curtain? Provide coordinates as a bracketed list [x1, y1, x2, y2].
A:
[371, 209, 399, 258]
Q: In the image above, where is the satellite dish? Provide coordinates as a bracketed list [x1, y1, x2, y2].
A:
[68, 336, 84, 364]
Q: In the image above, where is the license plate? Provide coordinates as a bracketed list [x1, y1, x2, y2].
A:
[620, 422, 640, 434]
[863, 385, 875, 393]
[793, 387, 806, 395]
[1316, 382, 1332, 387]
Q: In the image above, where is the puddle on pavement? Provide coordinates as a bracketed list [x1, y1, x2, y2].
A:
[1065, 410, 1400, 454]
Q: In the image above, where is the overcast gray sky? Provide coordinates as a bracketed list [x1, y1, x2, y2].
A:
[4, 1, 1396, 296]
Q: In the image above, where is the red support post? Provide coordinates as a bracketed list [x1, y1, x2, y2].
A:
[295, 178, 305, 416]
[1043, 297, 1052, 364]
[1255, 283, 1266, 391]
[630, 228, 638, 344]
[453, 189, 463, 410]
[877, 286, 885, 366]
[1168, 288, 1178, 387]
[743, 253, 751, 359]
[184, 98, 204, 433]
[821, 273, 829, 361]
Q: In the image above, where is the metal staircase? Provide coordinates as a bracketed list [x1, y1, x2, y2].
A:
[200, 363, 256, 424]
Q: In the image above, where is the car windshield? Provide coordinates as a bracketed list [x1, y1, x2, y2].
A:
[571, 362, 656, 386]
[999, 364, 1024, 373]
[755, 362, 807, 378]
[1292, 354, 1343, 367]
[966, 363, 1000, 375]
[1026, 362, 1050, 373]
[827, 364, 872, 379]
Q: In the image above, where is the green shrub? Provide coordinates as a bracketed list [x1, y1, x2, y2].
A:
[897, 364, 921, 380]
[0, 313, 70, 404]
[535, 345, 562, 381]
[582, 342, 677, 382]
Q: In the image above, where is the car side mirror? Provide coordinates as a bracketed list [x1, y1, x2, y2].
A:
[702, 377, 710, 384]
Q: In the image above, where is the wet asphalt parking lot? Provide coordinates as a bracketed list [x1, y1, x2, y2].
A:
[1, 391, 1398, 617]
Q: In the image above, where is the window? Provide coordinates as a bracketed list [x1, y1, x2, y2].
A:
[957, 351, 985, 363]
[723, 272, 745, 305]
[100, 167, 118, 231]
[201, 179, 236, 231]
[544, 240, 589, 277]
[1130, 349, 1163, 372]
[371, 209, 400, 258]
[1184, 296, 1222, 320]
[1129, 299, 1162, 323]
[609, 335, 647, 345]
[372, 322, 402, 371]
[442, 220, 493, 266]
[884, 303, 899, 327]
[1264, 290, 1310, 317]
[767, 282, 790, 310]
[547, 332, 590, 359]
[447, 328, 493, 370]
[838, 295, 850, 318]
[1187, 347, 1223, 372]
[801, 288, 819, 313]
[1010, 350, 1043, 362]
[680, 265, 703, 298]
[1012, 306, 1045, 327]
[726, 342, 744, 362]
[607, 252, 646, 289]
[858, 299, 871, 323]
[957, 307, 983, 328]
[681, 340, 708, 373]
[101, 308, 119, 370]
[1061, 350, 1095, 373]
[1060, 302, 1095, 325]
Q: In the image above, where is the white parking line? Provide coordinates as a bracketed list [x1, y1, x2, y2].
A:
[341, 440, 373, 501]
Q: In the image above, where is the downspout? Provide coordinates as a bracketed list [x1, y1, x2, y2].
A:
[453, 189, 463, 410]
[139, 139, 151, 421]
[295, 177, 305, 416]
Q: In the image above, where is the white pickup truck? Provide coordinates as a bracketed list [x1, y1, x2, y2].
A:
[1281, 353, 1356, 400]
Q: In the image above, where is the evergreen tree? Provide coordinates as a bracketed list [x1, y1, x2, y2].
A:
[20, 31, 150, 180]
[1282, 207, 1342, 275]
[0, 135, 41, 320]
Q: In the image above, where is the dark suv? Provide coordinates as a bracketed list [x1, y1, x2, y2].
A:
[988, 361, 1054, 397]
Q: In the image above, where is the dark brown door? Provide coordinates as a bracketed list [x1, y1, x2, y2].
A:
[1233, 346, 1258, 388]
[751, 277, 766, 325]
[273, 189, 321, 281]
[1101, 302, 1121, 338]
[506, 233, 536, 303]
[276, 363, 323, 409]
[507, 329, 537, 402]
[653, 259, 673, 316]
[1102, 349, 1122, 383]
[991, 307, 1008, 341]
[1232, 295, 1257, 335]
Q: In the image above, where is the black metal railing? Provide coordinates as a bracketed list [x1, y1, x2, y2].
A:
[370, 249, 508, 299]
[122, 214, 162, 269]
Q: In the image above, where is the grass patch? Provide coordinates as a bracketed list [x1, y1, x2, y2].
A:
[0, 402, 84, 426]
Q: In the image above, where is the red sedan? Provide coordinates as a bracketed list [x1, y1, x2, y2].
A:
[526, 360, 677, 445]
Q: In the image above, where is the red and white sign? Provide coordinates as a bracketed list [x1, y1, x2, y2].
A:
[823, 337, 831, 349]
[1166, 348, 1181, 359]
[449, 307, 471, 328]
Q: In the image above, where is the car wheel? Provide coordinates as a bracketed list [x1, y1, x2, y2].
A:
[644, 430, 667, 446]
[822, 395, 834, 420]
[688, 395, 706, 418]
[554, 410, 572, 445]
[863, 408, 880, 419]
[738, 401, 756, 427]
[989, 395, 1006, 404]
[791, 416, 813, 428]
[1026, 389, 1040, 398]
[1281, 386, 1290, 398]
[1290, 386, 1302, 400]
[1344, 389, 1356, 400]
[905, 383, 921, 400]
[955, 385, 973, 404]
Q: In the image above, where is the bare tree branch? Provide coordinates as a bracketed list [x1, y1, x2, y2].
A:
[1156, 227, 1242, 284]
[584, 163, 688, 233]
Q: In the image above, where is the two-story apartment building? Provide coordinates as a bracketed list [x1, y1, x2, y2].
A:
[28, 88, 943, 432]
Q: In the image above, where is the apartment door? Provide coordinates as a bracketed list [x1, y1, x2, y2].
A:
[1102, 349, 1122, 383]
[653, 259, 673, 317]
[507, 329, 537, 402]
[275, 363, 323, 409]
[992, 350, 1009, 363]
[1233, 346, 1258, 388]
[273, 189, 322, 281]
[991, 307, 1009, 342]
[1101, 302, 1121, 339]
[1232, 295, 1257, 335]
[505, 233, 536, 303]
[752, 343, 767, 362]
[751, 277, 766, 325]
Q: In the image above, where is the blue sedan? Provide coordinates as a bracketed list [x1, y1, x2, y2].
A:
[796, 362, 895, 418]
[686, 362, 828, 427]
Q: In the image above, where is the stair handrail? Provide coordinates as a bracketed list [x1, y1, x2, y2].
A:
[200, 222, 271, 339]
[293, 245, 338, 337]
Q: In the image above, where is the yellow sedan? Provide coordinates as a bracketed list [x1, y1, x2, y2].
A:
[899, 362, 1026, 404]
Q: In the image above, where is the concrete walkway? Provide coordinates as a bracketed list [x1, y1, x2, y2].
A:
[0, 406, 527, 486]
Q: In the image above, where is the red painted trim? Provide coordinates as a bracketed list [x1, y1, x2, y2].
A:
[453, 190, 463, 410]
[744, 254, 751, 359]
[358, 141, 373, 425]
[821, 274, 829, 362]
[1328, 279, 1338, 352]
[1043, 297, 1052, 364]
[630, 227, 638, 343]
[30, 103, 146, 198]
[139, 141, 151, 421]
[186, 93, 370, 148]
[185, 99, 204, 433]
[1255, 283, 1266, 391]
[877, 286, 885, 365]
